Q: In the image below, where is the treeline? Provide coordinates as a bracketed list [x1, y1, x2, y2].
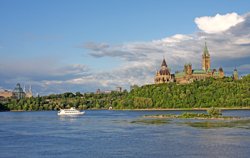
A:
[121, 75, 250, 109]
[0, 91, 126, 111]
[0, 75, 250, 111]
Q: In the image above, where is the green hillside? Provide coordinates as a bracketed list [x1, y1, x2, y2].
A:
[120, 75, 250, 109]
[1, 75, 250, 111]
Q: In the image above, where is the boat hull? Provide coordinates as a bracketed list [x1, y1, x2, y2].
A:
[57, 111, 85, 116]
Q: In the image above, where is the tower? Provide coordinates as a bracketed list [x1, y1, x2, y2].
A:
[233, 68, 239, 80]
[218, 67, 224, 78]
[185, 64, 192, 75]
[202, 42, 211, 71]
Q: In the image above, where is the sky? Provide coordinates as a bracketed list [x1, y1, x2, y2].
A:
[0, 0, 250, 95]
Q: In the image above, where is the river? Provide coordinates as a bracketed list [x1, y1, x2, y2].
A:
[0, 110, 250, 158]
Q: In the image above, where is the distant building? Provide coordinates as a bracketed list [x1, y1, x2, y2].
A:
[0, 90, 13, 98]
[0, 83, 33, 99]
[154, 58, 175, 83]
[104, 90, 112, 94]
[116, 87, 122, 92]
[96, 89, 101, 94]
[155, 42, 225, 84]
[12, 83, 26, 99]
[232, 68, 239, 80]
[95, 87, 123, 94]
[25, 85, 33, 98]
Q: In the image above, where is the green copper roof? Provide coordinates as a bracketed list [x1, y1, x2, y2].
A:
[203, 42, 210, 57]
[13, 83, 24, 93]
[213, 72, 219, 76]
[175, 71, 186, 78]
[193, 69, 207, 74]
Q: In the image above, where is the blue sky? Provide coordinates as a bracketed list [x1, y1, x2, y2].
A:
[0, 0, 250, 95]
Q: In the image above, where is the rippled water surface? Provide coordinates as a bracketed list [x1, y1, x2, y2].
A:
[0, 110, 250, 158]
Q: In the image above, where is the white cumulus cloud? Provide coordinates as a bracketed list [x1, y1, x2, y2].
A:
[160, 34, 193, 44]
[195, 12, 245, 34]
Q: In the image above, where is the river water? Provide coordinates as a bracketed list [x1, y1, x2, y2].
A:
[0, 110, 250, 158]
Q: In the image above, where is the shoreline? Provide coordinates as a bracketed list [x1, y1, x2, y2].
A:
[4, 107, 250, 112]
[114, 107, 250, 111]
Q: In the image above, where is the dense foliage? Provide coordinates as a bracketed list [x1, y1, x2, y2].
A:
[0, 91, 126, 111]
[124, 75, 250, 109]
[0, 75, 250, 111]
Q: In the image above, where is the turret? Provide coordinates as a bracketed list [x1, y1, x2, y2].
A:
[184, 64, 192, 75]
[233, 68, 239, 80]
[218, 67, 224, 78]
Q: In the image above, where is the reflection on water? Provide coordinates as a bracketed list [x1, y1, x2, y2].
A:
[58, 115, 85, 122]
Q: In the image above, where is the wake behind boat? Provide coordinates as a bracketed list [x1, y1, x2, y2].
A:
[58, 107, 85, 116]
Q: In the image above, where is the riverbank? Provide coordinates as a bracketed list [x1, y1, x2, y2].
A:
[2, 106, 250, 112]
[115, 107, 250, 111]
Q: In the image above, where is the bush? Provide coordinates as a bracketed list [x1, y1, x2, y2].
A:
[207, 107, 222, 116]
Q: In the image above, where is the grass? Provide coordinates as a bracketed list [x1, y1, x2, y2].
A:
[130, 119, 169, 125]
[144, 112, 239, 120]
[184, 119, 250, 129]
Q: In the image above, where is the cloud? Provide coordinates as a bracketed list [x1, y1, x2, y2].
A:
[81, 12, 250, 90]
[160, 34, 193, 45]
[234, 37, 250, 45]
[195, 12, 245, 33]
[38, 61, 156, 95]
[84, 42, 152, 61]
[0, 57, 91, 95]
[84, 42, 110, 51]
[55, 64, 90, 76]
[1, 12, 250, 95]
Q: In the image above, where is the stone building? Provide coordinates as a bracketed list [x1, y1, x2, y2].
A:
[25, 85, 33, 98]
[116, 87, 122, 92]
[154, 58, 174, 83]
[154, 42, 225, 84]
[12, 83, 26, 99]
[0, 90, 13, 99]
[0, 83, 33, 99]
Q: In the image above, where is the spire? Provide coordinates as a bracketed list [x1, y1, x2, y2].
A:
[219, 67, 223, 72]
[234, 66, 237, 71]
[161, 58, 167, 67]
[203, 41, 210, 57]
[29, 85, 32, 93]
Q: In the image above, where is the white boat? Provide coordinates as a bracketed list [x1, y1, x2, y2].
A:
[57, 107, 85, 116]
